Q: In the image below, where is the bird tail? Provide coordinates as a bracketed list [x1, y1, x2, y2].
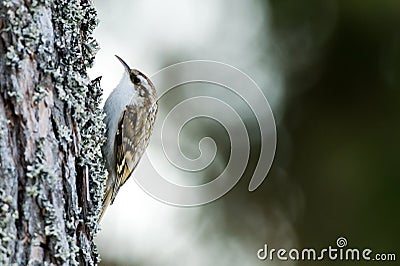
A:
[99, 187, 113, 222]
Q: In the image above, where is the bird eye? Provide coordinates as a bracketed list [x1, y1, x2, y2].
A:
[132, 75, 141, 84]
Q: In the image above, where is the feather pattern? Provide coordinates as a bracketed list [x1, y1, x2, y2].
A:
[113, 105, 140, 202]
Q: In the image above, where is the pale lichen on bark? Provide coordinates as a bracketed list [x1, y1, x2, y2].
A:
[0, 0, 106, 265]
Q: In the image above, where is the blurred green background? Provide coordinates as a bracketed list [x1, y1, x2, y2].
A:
[266, 0, 400, 264]
[91, 0, 399, 265]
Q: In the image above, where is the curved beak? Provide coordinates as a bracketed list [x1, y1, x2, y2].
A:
[115, 55, 131, 73]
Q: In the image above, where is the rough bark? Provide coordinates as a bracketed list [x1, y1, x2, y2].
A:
[0, 0, 106, 265]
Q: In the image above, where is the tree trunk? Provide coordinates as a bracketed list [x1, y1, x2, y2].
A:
[0, 0, 106, 265]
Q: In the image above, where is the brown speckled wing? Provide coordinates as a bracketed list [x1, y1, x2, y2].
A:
[111, 105, 141, 203]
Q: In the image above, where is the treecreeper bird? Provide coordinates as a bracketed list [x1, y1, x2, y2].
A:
[100, 55, 158, 220]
